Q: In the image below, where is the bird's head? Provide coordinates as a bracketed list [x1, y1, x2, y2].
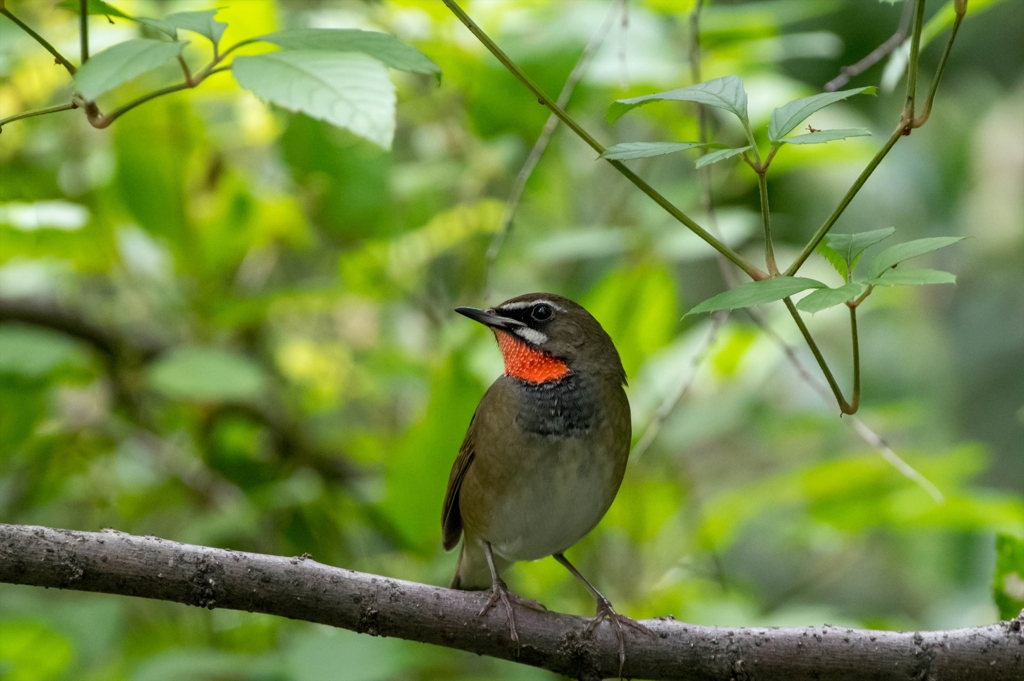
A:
[456, 293, 626, 385]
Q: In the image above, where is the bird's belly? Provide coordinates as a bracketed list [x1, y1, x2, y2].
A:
[485, 437, 619, 562]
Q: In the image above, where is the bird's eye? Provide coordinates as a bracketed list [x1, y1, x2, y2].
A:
[531, 304, 553, 321]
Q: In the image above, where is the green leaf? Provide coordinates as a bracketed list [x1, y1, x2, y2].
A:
[993, 534, 1024, 620]
[146, 347, 268, 402]
[0, 325, 88, 377]
[795, 282, 866, 313]
[607, 75, 748, 125]
[868, 268, 957, 287]
[825, 227, 896, 275]
[768, 87, 876, 142]
[133, 17, 179, 40]
[257, 29, 441, 80]
[232, 51, 397, 150]
[780, 128, 873, 145]
[686, 277, 826, 315]
[867, 236, 966, 278]
[74, 39, 186, 100]
[56, 0, 130, 19]
[817, 241, 850, 281]
[695, 146, 751, 169]
[166, 10, 227, 47]
[600, 141, 710, 161]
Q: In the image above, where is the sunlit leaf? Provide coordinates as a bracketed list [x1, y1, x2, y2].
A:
[232, 51, 396, 149]
[795, 282, 866, 313]
[56, 0, 130, 19]
[607, 75, 749, 125]
[147, 347, 268, 402]
[600, 141, 709, 161]
[695, 146, 751, 169]
[74, 39, 186, 100]
[166, 10, 227, 46]
[993, 534, 1024, 620]
[824, 227, 896, 276]
[867, 236, 966, 278]
[868, 268, 957, 287]
[779, 128, 872, 145]
[686, 277, 826, 315]
[257, 29, 441, 80]
[768, 87, 875, 142]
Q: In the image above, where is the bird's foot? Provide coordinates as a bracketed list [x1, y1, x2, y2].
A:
[479, 577, 547, 648]
[585, 596, 654, 677]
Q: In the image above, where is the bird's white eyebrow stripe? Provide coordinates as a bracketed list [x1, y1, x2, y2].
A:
[497, 299, 566, 312]
[513, 327, 548, 345]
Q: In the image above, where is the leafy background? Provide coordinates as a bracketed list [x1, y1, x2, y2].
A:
[0, 1, 1022, 679]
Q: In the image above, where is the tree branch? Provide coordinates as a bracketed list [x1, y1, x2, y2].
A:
[1, 524, 1020, 681]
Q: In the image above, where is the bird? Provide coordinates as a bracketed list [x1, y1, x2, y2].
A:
[443, 292, 651, 672]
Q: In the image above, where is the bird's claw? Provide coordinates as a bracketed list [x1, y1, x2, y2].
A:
[585, 596, 654, 678]
[479, 577, 547, 650]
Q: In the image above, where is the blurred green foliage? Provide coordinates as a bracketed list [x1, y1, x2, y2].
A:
[0, 1, 1022, 680]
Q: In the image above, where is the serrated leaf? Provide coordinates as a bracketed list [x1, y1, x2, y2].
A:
[147, 347, 268, 402]
[233, 51, 396, 150]
[600, 142, 710, 161]
[817, 241, 850, 281]
[74, 39, 186, 100]
[695, 146, 751, 169]
[166, 10, 227, 46]
[56, 0, 130, 19]
[993, 534, 1024, 620]
[867, 236, 966, 278]
[780, 128, 873, 145]
[768, 87, 876, 142]
[607, 75, 748, 125]
[868, 268, 957, 287]
[686, 277, 826, 315]
[134, 16, 178, 40]
[825, 227, 896, 276]
[796, 282, 866, 313]
[257, 29, 440, 80]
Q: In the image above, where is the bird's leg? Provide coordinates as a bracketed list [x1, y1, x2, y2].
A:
[553, 552, 654, 677]
[478, 541, 546, 649]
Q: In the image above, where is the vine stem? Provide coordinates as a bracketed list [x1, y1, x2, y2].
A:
[0, 8, 77, 75]
[848, 303, 861, 414]
[783, 298, 856, 415]
[913, 6, 966, 128]
[439, 0, 766, 282]
[87, 65, 232, 129]
[79, 0, 89, 63]
[0, 102, 76, 131]
[757, 171, 778, 275]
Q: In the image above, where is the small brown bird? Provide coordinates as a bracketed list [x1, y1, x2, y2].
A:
[444, 292, 650, 670]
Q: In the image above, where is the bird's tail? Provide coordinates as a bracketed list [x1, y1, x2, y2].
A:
[449, 540, 507, 590]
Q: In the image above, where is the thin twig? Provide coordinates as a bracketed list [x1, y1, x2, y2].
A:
[913, 6, 967, 128]
[0, 102, 76, 131]
[0, 8, 77, 75]
[824, 0, 914, 92]
[440, 0, 767, 282]
[87, 65, 232, 128]
[79, 0, 89, 63]
[485, 0, 624, 296]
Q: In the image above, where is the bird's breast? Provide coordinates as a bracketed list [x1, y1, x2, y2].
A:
[512, 372, 597, 437]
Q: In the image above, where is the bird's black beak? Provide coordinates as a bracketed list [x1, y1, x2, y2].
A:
[455, 306, 524, 331]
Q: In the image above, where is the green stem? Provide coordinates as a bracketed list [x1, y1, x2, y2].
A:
[756, 171, 778, 275]
[88, 66, 232, 129]
[0, 8, 76, 75]
[848, 304, 861, 413]
[904, 0, 927, 120]
[783, 298, 856, 414]
[0, 102, 76, 131]
[79, 0, 89, 63]
[440, 0, 767, 282]
[785, 123, 904, 275]
[914, 10, 965, 128]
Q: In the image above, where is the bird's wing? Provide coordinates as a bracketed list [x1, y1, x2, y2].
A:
[441, 412, 476, 551]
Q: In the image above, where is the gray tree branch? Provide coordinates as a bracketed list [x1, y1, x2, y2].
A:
[1, 524, 1020, 681]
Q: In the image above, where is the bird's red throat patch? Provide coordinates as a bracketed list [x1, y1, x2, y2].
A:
[495, 331, 569, 384]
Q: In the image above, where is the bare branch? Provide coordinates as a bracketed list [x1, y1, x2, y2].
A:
[1, 524, 1019, 681]
[825, 0, 914, 92]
